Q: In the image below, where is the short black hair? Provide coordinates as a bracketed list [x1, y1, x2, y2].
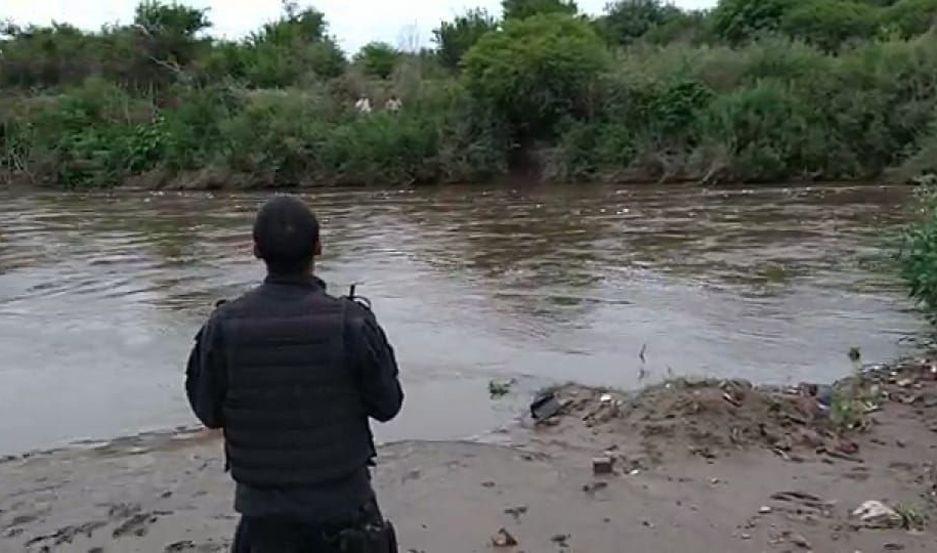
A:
[252, 196, 320, 274]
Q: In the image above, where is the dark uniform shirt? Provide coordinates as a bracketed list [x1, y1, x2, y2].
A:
[185, 275, 403, 522]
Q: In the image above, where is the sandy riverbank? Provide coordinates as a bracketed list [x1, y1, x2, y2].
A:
[2, 361, 936, 553]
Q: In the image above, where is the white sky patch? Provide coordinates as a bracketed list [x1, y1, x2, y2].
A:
[1, 0, 719, 53]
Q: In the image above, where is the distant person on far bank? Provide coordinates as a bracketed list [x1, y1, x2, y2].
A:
[355, 96, 373, 114]
[385, 96, 402, 113]
[186, 195, 403, 552]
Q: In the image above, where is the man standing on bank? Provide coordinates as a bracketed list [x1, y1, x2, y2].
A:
[186, 195, 404, 552]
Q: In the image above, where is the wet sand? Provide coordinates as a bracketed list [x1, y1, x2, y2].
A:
[2, 364, 936, 553]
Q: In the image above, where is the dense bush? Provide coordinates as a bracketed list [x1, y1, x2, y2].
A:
[463, 14, 609, 138]
[548, 30, 937, 184]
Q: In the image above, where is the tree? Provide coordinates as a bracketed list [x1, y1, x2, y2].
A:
[231, 4, 345, 87]
[127, 1, 212, 88]
[250, 2, 327, 46]
[355, 42, 400, 79]
[781, 0, 878, 52]
[433, 9, 499, 70]
[710, 0, 796, 44]
[598, 0, 683, 45]
[502, 0, 578, 20]
[463, 14, 609, 137]
[133, 1, 210, 38]
[0, 23, 100, 88]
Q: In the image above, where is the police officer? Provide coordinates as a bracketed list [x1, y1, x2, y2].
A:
[186, 195, 404, 552]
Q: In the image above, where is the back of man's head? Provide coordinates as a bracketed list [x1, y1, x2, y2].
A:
[253, 196, 320, 275]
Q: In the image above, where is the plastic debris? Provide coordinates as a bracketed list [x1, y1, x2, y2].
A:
[491, 528, 518, 547]
[530, 392, 562, 422]
[489, 379, 515, 398]
[592, 456, 614, 475]
[851, 500, 902, 528]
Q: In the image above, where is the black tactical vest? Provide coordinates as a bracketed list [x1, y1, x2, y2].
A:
[216, 277, 373, 487]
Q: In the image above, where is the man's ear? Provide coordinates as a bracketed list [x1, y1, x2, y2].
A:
[313, 238, 323, 257]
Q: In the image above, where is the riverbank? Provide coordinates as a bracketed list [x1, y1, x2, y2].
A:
[2, 360, 935, 553]
[4, 3, 937, 191]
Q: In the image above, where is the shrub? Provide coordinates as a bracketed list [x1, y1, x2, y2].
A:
[208, 83, 504, 187]
[894, 118, 937, 180]
[824, 34, 937, 176]
[215, 90, 327, 185]
[158, 85, 240, 171]
[463, 14, 610, 138]
[547, 119, 639, 181]
[702, 81, 826, 181]
[435, 88, 510, 181]
[900, 185, 937, 322]
[3, 78, 161, 187]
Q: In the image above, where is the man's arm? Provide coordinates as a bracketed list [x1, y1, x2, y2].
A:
[349, 307, 404, 422]
[185, 315, 226, 429]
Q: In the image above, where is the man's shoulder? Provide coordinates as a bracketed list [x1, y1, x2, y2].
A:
[339, 293, 377, 324]
[208, 285, 265, 320]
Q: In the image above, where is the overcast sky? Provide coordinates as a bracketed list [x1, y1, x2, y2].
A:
[2, 1, 718, 53]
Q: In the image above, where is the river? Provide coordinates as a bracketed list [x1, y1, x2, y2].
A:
[0, 183, 926, 454]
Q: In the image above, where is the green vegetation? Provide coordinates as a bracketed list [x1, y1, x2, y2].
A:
[464, 14, 609, 138]
[598, 0, 685, 46]
[501, 0, 579, 21]
[895, 503, 929, 531]
[2, 0, 937, 188]
[433, 9, 498, 70]
[354, 42, 400, 80]
[900, 185, 937, 323]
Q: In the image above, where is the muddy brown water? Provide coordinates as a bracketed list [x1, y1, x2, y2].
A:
[0, 183, 926, 454]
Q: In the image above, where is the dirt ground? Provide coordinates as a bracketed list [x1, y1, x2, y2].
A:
[1, 360, 936, 553]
